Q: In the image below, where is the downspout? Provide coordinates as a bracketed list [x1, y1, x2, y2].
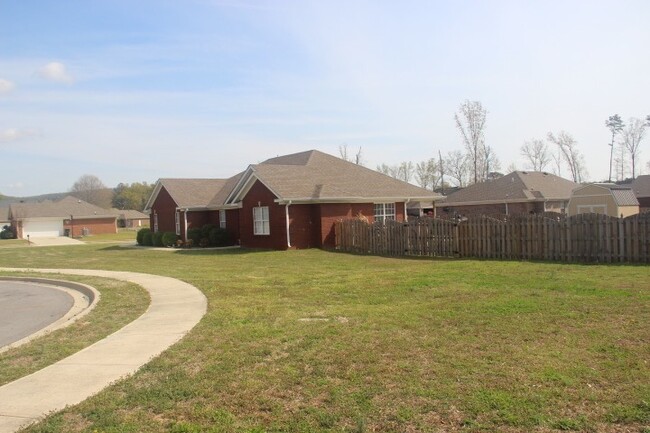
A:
[184, 209, 189, 242]
[285, 201, 292, 248]
[404, 198, 410, 222]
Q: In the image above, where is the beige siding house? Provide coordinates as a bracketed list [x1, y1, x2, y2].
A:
[568, 184, 639, 217]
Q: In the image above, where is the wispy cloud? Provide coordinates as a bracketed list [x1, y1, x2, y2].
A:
[0, 128, 40, 142]
[38, 62, 74, 84]
[0, 79, 15, 95]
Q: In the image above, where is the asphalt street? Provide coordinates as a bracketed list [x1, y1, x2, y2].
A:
[0, 281, 73, 348]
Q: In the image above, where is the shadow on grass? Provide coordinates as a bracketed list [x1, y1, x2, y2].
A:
[99, 245, 270, 256]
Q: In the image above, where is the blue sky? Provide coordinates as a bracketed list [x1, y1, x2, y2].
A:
[1, 0, 649, 196]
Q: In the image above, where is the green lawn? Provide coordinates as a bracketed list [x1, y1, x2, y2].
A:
[0, 239, 29, 248]
[81, 228, 139, 243]
[1, 245, 647, 433]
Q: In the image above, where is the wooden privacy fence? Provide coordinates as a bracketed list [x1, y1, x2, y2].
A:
[334, 213, 650, 263]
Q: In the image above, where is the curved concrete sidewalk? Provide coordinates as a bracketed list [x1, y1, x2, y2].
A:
[0, 268, 207, 433]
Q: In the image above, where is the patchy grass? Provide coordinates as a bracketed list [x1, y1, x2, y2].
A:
[81, 229, 139, 244]
[0, 273, 149, 386]
[0, 239, 29, 248]
[1, 245, 647, 432]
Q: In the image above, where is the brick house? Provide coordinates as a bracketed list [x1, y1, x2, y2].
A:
[435, 171, 578, 218]
[145, 150, 441, 249]
[9, 196, 118, 238]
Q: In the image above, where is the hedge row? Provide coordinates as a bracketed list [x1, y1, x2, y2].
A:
[136, 224, 234, 248]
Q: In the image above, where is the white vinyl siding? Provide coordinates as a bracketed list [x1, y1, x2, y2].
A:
[219, 209, 226, 229]
[253, 206, 270, 235]
[374, 203, 395, 223]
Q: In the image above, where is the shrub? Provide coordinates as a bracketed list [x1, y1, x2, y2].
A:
[152, 231, 164, 247]
[0, 225, 14, 239]
[201, 224, 217, 240]
[162, 232, 178, 247]
[142, 231, 153, 246]
[136, 228, 151, 245]
[209, 227, 233, 247]
[187, 227, 202, 245]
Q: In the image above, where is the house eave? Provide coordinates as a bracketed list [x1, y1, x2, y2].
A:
[275, 196, 439, 205]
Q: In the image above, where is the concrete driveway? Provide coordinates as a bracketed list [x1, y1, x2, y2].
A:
[27, 237, 84, 246]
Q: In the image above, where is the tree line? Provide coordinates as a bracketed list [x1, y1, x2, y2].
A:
[69, 174, 154, 210]
[340, 101, 649, 190]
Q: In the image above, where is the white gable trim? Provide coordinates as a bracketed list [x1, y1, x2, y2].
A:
[144, 180, 168, 211]
[225, 167, 283, 204]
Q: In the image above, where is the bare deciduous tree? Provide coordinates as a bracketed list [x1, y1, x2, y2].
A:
[397, 161, 414, 182]
[620, 117, 647, 179]
[338, 144, 364, 165]
[482, 145, 500, 180]
[614, 143, 628, 181]
[520, 139, 550, 171]
[547, 131, 587, 183]
[444, 150, 470, 187]
[70, 174, 112, 208]
[606, 114, 624, 182]
[415, 159, 438, 190]
[455, 100, 487, 184]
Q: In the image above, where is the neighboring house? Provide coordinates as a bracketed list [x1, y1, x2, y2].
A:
[9, 196, 118, 238]
[626, 175, 650, 212]
[146, 150, 441, 249]
[436, 171, 578, 217]
[0, 207, 9, 227]
[112, 209, 150, 228]
[568, 184, 639, 217]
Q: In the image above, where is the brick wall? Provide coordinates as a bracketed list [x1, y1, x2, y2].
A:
[64, 218, 117, 237]
[150, 187, 177, 233]
[318, 203, 374, 248]
[239, 180, 287, 249]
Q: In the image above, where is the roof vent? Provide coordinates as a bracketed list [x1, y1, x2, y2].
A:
[521, 171, 528, 175]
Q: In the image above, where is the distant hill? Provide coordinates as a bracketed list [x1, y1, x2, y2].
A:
[0, 192, 69, 208]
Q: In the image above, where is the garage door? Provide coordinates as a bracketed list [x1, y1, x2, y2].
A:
[22, 220, 64, 238]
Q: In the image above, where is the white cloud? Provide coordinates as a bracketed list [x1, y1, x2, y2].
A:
[9, 182, 24, 189]
[0, 79, 15, 94]
[38, 62, 74, 84]
[0, 128, 40, 142]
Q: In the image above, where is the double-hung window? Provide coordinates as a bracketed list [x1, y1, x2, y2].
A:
[219, 210, 226, 229]
[374, 203, 395, 223]
[175, 211, 181, 235]
[253, 206, 270, 235]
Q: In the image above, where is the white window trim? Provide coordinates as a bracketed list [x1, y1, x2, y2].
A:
[253, 206, 270, 235]
[175, 211, 181, 235]
[374, 203, 396, 223]
[219, 209, 226, 229]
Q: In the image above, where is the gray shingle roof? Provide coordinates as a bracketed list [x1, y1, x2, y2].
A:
[9, 196, 117, 219]
[440, 171, 578, 205]
[609, 188, 640, 206]
[630, 175, 650, 198]
[110, 209, 149, 219]
[250, 150, 440, 201]
[159, 178, 228, 208]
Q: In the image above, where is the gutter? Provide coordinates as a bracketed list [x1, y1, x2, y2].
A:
[183, 209, 188, 242]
